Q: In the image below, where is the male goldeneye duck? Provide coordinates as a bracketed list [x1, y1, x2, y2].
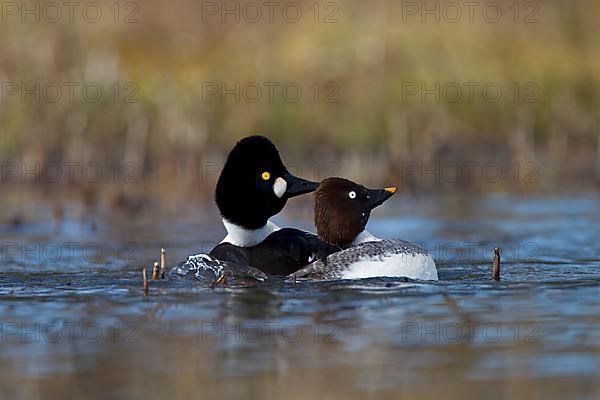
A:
[290, 177, 439, 281]
[204, 135, 338, 275]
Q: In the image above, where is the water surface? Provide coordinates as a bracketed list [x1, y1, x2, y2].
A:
[1, 194, 599, 399]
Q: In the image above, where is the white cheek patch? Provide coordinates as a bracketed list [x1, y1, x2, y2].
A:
[273, 177, 287, 198]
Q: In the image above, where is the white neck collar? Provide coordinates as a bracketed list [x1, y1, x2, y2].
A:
[220, 219, 281, 247]
[352, 230, 381, 245]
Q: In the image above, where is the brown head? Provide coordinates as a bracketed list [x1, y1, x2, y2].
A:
[314, 177, 397, 248]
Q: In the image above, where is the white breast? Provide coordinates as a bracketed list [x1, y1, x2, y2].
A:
[220, 219, 280, 247]
[341, 252, 438, 281]
[291, 239, 439, 281]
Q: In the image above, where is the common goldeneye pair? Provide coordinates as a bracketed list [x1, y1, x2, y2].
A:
[173, 135, 438, 282]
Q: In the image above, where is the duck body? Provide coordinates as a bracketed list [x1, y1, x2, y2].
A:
[291, 239, 438, 281]
[210, 227, 339, 276]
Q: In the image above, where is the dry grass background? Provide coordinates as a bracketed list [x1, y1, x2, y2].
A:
[0, 0, 599, 208]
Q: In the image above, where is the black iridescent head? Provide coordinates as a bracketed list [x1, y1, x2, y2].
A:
[215, 135, 319, 229]
[314, 177, 397, 247]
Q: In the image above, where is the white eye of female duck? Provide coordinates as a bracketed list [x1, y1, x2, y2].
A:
[348, 191, 356, 199]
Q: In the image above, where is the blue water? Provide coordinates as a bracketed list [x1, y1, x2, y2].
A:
[1, 194, 599, 399]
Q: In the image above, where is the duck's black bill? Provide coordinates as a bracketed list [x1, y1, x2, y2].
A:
[284, 173, 319, 198]
[367, 186, 397, 209]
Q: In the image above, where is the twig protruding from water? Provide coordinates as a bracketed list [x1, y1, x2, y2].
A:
[214, 272, 228, 287]
[152, 261, 160, 280]
[493, 247, 501, 281]
[143, 267, 149, 295]
[160, 248, 166, 279]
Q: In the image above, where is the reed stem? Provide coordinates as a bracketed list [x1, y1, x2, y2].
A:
[152, 261, 160, 280]
[143, 267, 149, 295]
[493, 247, 501, 281]
[160, 248, 166, 279]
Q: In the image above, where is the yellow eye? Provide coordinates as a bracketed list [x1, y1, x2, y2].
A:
[261, 171, 270, 181]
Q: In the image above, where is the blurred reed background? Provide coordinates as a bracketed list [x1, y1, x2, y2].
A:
[1, 0, 599, 212]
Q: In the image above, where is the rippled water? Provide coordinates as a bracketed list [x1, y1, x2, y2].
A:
[1, 194, 599, 399]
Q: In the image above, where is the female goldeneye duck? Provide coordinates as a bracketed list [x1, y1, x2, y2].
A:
[290, 177, 439, 281]
[173, 135, 338, 278]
